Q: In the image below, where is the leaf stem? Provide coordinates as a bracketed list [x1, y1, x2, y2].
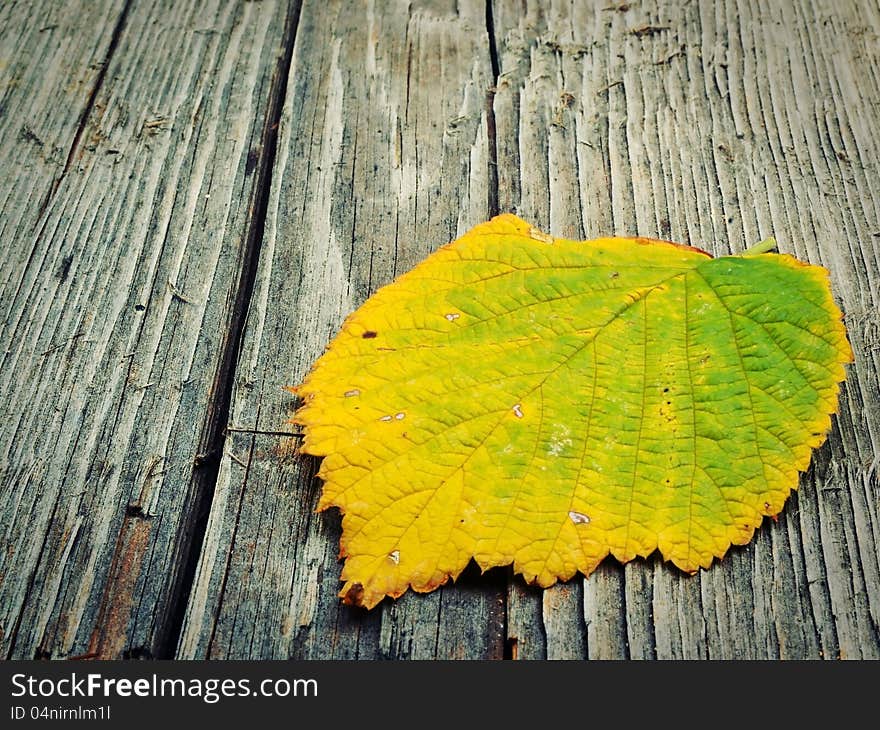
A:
[742, 237, 778, 256]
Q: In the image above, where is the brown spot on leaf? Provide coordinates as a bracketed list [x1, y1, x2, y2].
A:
[634, 236, 712, 257]
[342, 582, 365, 606]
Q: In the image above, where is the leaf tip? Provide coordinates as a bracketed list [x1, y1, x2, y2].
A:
[340, 581, 366, 607]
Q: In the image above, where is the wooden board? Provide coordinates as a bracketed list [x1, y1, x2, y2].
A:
[0, 0, 295, 659]
[0, 0, 126, 250]
[2, 0, 877, 660]
[491, 0, 880, 659]
[177, 0, 503, 659]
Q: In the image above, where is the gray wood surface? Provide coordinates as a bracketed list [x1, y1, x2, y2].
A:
[0, 0, 295, 658]
[1, 0, 877, 660]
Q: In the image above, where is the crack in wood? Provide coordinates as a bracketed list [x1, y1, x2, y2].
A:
[485, 0, 500, 219]
[152, 0, 306, 660]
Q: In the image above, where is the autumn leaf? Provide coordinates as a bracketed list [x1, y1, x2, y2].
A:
[293, 214, 852, 609]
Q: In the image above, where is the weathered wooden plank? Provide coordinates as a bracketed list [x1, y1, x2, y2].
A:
[492, 0, 879, 659]
[7, 0, 874, 661]
[0, 0, 296, 658]
[178, 0, 500, 659]
[0, 0, 127, 319]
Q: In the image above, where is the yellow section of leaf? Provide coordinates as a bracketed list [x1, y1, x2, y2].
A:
[293, 214, 852, 608]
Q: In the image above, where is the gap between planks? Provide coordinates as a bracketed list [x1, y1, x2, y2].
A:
[152, 0, 305, 659]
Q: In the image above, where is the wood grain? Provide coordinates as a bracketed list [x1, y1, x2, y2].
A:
[0, 0, 127, 259]
[0, 0, 295, 658]
[177, 0, 501, 659]
[1, 0, 877, 660]
[492, 0, 879, 659]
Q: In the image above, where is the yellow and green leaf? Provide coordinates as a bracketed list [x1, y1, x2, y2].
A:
[293, 214, 852, 609]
